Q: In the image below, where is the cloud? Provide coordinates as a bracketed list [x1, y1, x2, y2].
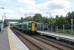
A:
[6, 14, 20, 19]
[37, 0, 70, 11]
[38, 0, 70, 17]
[0, 0, 71, 19]
[16, 0, 36, 5]
[16, 0, 70, 17]
[0, 8, 20, 19]
[0, 0, 13, 2]
[49, 0, 70, 9]
[49, 0, 70, 16]
[50, 9, 66, 16]
[0, 8, 18, 14]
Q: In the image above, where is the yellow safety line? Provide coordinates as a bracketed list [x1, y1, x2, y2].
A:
[7, 27, 17, 50]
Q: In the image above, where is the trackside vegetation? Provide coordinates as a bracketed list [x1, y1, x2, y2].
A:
[21, 11, 74, 35]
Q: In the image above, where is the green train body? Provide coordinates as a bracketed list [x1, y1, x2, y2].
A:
[15, 21, 36, 34]
[14, 21, 48, 34]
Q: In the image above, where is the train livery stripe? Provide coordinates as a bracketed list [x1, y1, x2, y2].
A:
[7, 27, 17, 50]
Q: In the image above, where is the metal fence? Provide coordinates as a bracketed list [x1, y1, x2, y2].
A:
[48, 24, 74, 35]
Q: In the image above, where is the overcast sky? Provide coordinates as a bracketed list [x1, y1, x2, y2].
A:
[0, 0, 73, 19]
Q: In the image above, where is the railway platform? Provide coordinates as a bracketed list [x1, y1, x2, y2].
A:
[0, 27, 29, 50]
[37, 31, 74, 42]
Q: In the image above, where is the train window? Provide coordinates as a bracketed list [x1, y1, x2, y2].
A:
[28, 23, 31, 27]
[23, 24, 28, 28]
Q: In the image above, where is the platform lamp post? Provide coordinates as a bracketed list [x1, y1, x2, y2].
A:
[0, 7, 5, 32]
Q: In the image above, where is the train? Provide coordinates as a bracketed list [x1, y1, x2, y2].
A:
[14, 21, 48, 34]
[13, 21, 74, 42]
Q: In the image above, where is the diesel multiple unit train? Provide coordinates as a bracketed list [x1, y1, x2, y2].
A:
[14, 21, 48, 34]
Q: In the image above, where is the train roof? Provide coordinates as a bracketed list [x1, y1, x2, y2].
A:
[15, 21, 36, 25]
[22, 21, 36, 23]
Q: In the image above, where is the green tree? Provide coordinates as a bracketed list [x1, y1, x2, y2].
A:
[33, 14, 42, 22]
[48, 18, 56, 25]
[55, 15, 67, 25]
[66, 11, 74, 24]
[42, 17, 49, 24]
[24, 16, 33, 21]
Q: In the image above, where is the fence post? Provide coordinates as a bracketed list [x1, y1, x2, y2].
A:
[63, 24, 65, 34]
[51, 25, 53, 32]
[71, 19, 73, 34]
[56, 26, 58, 32]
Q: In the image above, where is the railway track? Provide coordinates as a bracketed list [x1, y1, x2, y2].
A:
[11, 28, 74, 50]
[12, 28, 42, 50]
[31, 35, 74, 50]
[36, 35, 74, 49]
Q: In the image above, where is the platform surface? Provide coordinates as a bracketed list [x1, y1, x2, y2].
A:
[0, 28, 10, 50]
[7, 27, 29, 50]
[37, 31, 74, 41]
[0, 27, 29, 50]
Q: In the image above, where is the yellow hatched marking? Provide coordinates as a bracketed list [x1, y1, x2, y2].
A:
[7, 27, 17, 50]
